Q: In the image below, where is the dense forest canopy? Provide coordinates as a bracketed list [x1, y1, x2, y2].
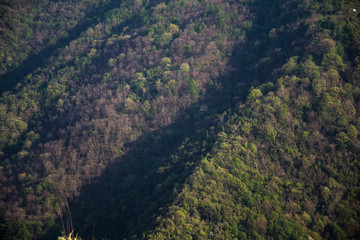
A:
[0, 0, 360, 239]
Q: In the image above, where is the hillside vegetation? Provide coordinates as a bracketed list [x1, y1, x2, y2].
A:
[0, 0, 359, 239]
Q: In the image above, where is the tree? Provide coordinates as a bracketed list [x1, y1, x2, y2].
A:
[322, 48, 344, 71]
[180, 63, 190, 72]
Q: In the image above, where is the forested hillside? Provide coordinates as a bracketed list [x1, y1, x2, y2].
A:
[0, 0, 359, 239]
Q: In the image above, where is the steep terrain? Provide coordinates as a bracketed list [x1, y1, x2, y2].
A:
[0, 0, 360, 239]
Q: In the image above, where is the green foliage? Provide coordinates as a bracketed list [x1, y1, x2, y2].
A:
[0, 220, 51, 240]
[180, 63, 190, 72]
[186, 77, 199, 99]
[1, 0, 360, 239]
[302, 57, 321, 80]
[102, 72, 111, 82]
[160, 57, 171, 69]
[324, 223, 347, 240]
[268, 217, 307, 240]
[322, 48, 344, 71]
[247, 88, 263, 101]
[242, 20, 253, 30]
[347, 125, 358, 140]
[108, 58, 117, 67]
[312, 77, 328, 96]
[282, 56, 299, 76]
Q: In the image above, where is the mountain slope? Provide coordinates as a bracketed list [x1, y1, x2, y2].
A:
[147, 45, 360, 240]
[144, 1, 360, 239]
[1, 0, 250, 238]
[0, 0, 360, 239]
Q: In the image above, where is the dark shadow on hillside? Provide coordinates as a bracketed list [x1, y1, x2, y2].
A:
[59, 73, 245, 240]
[1, 0, 321, 238]
[39, 2, 312, 238]
[69, 115, 210, 239]
[39, 2, 310, 237]
[0, 1, 145, 164]
[0, 0, 126, 95]
[39, 44, 251, 239]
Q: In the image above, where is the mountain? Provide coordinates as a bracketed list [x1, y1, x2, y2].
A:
[0, 0, 359, 239]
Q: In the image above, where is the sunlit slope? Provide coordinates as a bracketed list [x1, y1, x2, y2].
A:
[0, 0, 360, 239]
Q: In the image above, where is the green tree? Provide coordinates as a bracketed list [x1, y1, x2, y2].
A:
[180, 63, 190, 72]
[322, 49, 344, 71]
